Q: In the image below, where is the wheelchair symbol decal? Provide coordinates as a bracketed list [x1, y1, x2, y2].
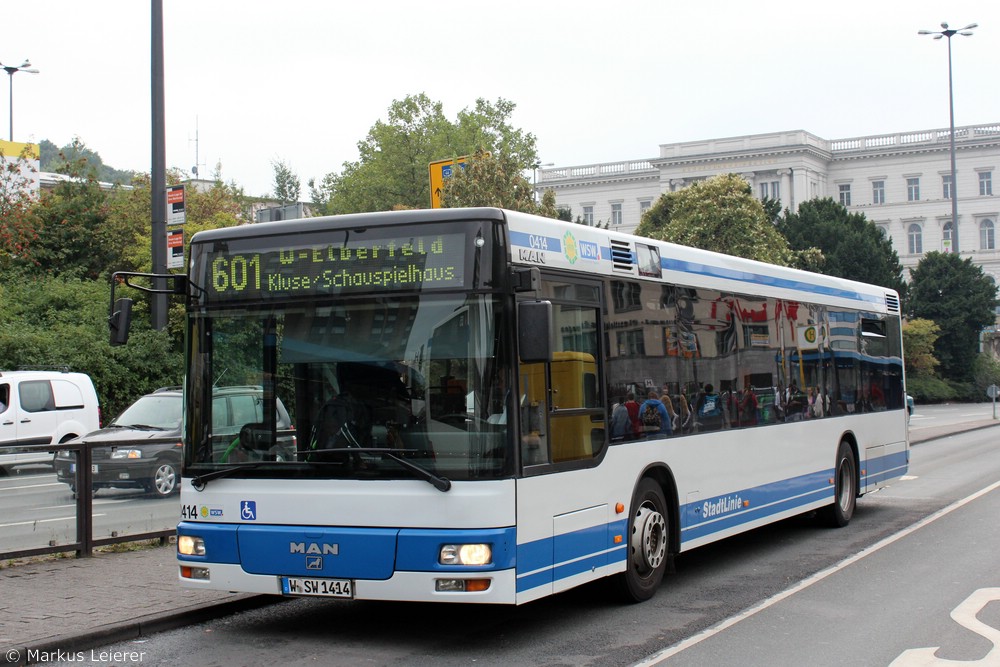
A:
[241, 500, 257, 521]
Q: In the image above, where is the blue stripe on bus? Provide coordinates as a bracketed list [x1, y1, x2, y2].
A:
[514, 449, 907, 594]
[508, 235, 884, 306]
[509, 231, 562, 253]
[660, 258, 883, 305]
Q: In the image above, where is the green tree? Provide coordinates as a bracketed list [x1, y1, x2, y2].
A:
[272, 159, 301, 204]
[635, 173, 794, 265]
[902, 318, 941, 377]
[20, 140, 115, 279]
[778, 198, 906, 296]
[971, 352, 1000, 395]
[0, 143, 40, 268]
[0, 274, 179, 417]
[441, 150, 544, 214]
[40, 137, 135, 185]
[907, 251, 998, 382]
[317, 94, 537, 213]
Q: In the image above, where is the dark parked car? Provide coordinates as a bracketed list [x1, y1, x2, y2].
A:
[54, 386, 292, 497]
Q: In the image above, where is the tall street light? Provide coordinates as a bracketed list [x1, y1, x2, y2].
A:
[918, 22, 976, 254]
[1, 59, 39, 141]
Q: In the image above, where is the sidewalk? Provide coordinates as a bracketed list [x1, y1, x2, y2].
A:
[1, 418, 997, 666]
[0, 545, 278, 666]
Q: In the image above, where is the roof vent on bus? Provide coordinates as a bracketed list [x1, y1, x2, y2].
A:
[609, 239, 635, 273]
[885, 293, 900, 314]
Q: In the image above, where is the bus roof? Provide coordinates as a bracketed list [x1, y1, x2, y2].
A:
[191, 207, 898, 313]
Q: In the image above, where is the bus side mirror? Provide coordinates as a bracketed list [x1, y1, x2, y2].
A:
[109, 298, 134, 347]
[518, 300, 554, 363]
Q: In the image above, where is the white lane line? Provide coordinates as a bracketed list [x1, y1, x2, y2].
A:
[0, 481, 65, 491]
[0, 514, 107, 528]
[633, 478, 1000, 666]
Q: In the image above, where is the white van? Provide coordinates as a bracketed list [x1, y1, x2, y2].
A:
[0, 370, 100, 474]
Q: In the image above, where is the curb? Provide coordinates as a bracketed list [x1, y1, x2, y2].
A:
[909, 420, 1000, 446]
[1, 595, 283, 667]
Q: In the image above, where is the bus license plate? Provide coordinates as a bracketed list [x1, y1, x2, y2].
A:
[281, 576, 353, 598]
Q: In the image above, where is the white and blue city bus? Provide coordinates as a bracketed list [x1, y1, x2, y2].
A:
[117, 207, 907, 604]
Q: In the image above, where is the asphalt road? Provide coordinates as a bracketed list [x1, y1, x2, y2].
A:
[27, 408, 999, 667]
[0, 474, 175, 553]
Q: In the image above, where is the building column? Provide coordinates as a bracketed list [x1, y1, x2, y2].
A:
[669, 178, 686, 192]
[777, 168, 792, 210]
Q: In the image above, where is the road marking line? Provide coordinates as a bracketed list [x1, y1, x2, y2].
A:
[890, 587, 1000, 666]
[0, 482, 65, 490]
[0, 514, 107, 529]
[633, 478, 1000, 667]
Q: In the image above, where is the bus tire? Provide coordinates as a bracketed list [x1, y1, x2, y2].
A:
[616, 477, 669, 603]
[822, 440, 857, 528]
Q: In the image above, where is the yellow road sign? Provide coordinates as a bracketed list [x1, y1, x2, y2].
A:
[428, 156, 467, 208]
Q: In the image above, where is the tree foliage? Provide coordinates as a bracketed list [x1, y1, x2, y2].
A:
[39, 138, 136, 185]
[902, 318, 941, 377]
[316, 94, 537, 214]
[271, 159, 301, 204]
[20, 140, 116, 279]
[441, 150, 558, 218]
[907, 251, 998, 382]
[635, 174, 794, 265]
[0, 144, 40, 268]
[0, 275, 180, 418]
[778, 198, 906, 296]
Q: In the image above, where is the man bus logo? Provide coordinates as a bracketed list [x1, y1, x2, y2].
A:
[290, 542, 340, 555]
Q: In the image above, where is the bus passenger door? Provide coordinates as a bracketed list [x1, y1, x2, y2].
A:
[518, 296, 604, 466]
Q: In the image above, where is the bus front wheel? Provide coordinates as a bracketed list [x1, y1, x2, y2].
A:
[616, 478, 669, 603]
[822, 440, 857, 528]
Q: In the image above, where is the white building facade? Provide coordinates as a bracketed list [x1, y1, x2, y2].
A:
[536, 122, 1000, 287]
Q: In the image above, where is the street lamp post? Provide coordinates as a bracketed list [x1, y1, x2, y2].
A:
[1, 59, 40, 142]
[918, 22, 977, 255]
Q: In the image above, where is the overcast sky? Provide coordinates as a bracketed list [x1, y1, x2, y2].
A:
[5, 1, 998, 197]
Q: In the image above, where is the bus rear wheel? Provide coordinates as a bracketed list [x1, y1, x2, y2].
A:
[616, 478, 669, 603]
[822, 440, 857, 528]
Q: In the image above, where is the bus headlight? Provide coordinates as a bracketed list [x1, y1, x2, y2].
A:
[178, 535, 205, 556]
[439, 543, 492, 566]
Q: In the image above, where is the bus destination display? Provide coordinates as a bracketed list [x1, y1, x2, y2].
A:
[205, 232, 466, 301]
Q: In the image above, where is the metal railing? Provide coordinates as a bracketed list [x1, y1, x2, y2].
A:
[0, 441, 175, 560]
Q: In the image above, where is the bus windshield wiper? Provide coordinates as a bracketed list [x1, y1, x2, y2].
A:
[117, 423, 167, 431]
[191, 462, 270, 491]
[308, 447, 451, 492]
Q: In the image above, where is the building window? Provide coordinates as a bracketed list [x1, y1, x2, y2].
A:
[872, 180, 885, 204]
[980, 172, 993, 196]
[611, 280, 642, 312]
[907, 223, 923, 254]
[582, 206, 594, 226]
[617, 330, 646, 356]
[770, 181, 780, 201]
[838, 184, 851, 207]
[982, 219, 996, 250]
[611, 202, 623, 226]
[943, 174, 953, 200]
[759, 183, 769, 199]
[639, 200, 652, 224]
[907, 178, 920, 201]
[942, 221, 953, 252]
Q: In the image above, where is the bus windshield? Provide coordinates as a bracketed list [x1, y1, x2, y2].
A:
[186, 292, 512, 482]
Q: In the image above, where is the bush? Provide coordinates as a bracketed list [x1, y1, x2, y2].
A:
[0, 273, 181, 418]
[905, 374, 956, 403]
